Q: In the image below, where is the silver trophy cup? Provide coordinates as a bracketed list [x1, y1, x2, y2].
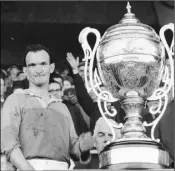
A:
[79, 2, 174, 169]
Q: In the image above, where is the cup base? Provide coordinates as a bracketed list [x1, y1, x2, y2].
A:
[99, 139, 170, 169]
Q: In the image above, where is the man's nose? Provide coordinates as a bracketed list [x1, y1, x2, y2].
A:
[35, 65, 43, 73]
[104, 134, 110, 142]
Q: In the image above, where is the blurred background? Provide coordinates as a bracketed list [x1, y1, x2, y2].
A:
[1, 1, 174, 68]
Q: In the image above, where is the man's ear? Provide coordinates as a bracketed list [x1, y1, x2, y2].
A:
[23, 67, 26, 73]
[23, 67, 29, 80]
[50, 63, 55, 74]
[23, 67, 27, 77]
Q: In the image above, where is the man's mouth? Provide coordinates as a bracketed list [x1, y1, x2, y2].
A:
[35, 75, 44, 77]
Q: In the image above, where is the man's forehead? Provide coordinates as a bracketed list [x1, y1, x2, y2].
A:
[97, 125, 112, 134]
[26, 50, 50, 63]
[10, 67, 19, 73]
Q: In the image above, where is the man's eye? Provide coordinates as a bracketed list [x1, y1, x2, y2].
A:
[41, 62, 47, 66]
[28, 64, 35, 67]
[98, 132, 105, 137]
[108, 134, 113, 138]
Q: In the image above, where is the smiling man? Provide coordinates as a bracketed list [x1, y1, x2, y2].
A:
[1, 44, 93, 170]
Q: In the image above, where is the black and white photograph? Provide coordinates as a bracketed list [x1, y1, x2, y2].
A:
[1, 1, 174, 170]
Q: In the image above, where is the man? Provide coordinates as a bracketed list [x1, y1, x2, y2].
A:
[7, 65, 20, 82]
[62, 76, 75, 91]
[77, 61, 86, 82]
[60, 65, 70, 78]
[66, 52, 123, 131]
[17, 71, 27, 81]
[77, 117, 121, 169]
[1, 44, 93, 170]
[50, 71, 63, 88]
[93, 117, 122, 154]
[5, 65, 20, 97]
[66, 53, 88, 87]
[49, 80, 63, 101]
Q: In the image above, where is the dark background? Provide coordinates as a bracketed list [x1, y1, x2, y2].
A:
[1, 1, 174, 68]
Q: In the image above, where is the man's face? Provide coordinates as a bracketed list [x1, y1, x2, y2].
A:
[9, 68, 20, 82]
[0, 78, 5, 97]
[49, 82, 63, 99]
[18, 72, 27, 81]
[63, 80, 72, 90]
[78, 66, 85, 81]
[25, 50, 55, 87]
[61, 69, 69, 78]
[93, 125, 113, 154]
[53, 77, 63, 87]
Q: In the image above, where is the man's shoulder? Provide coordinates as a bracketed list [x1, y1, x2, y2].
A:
[6, 93, 26, 100]
[4, 92, 28, 105]
[52, 101, 71, 118]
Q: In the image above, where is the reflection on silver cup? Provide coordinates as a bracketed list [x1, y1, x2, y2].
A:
[79, 2, 174, 169]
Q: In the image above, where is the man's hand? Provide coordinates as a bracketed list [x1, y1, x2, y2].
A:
[68, 94, 78, 104]
[63, 91, 78, 104]
[10, 148, 35, 171]
[66, 52, 79, 74]
[79, 132, 94, 152]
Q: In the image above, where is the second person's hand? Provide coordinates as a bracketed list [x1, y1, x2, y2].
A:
[66, 52, 79, 74]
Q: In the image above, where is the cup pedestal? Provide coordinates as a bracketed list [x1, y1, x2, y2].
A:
[99, 140, 170, 169]
[98, 97, 171, 169]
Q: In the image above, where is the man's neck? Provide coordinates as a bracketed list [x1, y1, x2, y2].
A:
[29, 84, 49, 101]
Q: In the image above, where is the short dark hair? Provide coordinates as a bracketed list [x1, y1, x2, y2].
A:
[78, 61, 85, 68]
[10, 81, 25, 94]
[24, 44, 53, 66]
[63, 76, 74, 85]
[50, 71, 63, 83]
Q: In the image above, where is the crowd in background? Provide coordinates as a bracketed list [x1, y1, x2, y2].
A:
[0, 53, 159, 136]
[1, 55, 93, 136]
[1, 49, 174, 137]
[0, 45, 174, 169]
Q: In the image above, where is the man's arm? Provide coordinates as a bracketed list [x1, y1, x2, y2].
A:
[73, 74, 96, 117]
[10, 148, 35, 170]
[61, 103, 93, 163]
[66, 52, 96, 119]
[1, 94, 34, 170]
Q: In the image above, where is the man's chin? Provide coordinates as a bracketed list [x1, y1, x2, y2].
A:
[97, 146, 106, 154]
[35, 81, 46, 86]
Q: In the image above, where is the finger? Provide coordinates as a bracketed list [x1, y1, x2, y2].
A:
[67, 52, 72, 59]
[77, 57, 79, 64]
[84, 132, 92, 139]
[68, 92, 72, 97]
[69, 94, 74, 98]
[70, 52, 73, 57]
